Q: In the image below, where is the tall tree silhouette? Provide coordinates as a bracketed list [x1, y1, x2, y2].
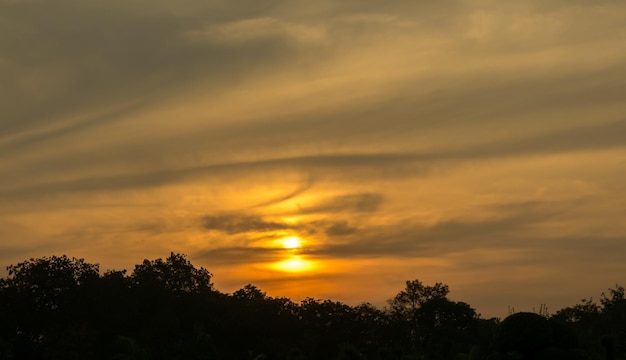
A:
[387, 279, 480, 359]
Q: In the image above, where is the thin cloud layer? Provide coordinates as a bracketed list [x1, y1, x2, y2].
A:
[203, 214, 289, 235]
[1, 0, 626, 317]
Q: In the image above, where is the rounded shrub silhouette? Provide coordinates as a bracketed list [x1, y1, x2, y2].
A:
[495, 312, 552, 359]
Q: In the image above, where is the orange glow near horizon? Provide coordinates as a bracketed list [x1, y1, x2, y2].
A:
[260, 235, 315, 273]
[271, 255, 315, 272]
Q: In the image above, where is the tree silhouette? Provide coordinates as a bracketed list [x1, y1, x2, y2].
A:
[386, 279, 481, 359]
[0, 254, 622, 359]
[131, 252, 213, 294]
[495, 312, 553, 359]
[389, 279, 449, 314]
[0, 255, 100, 358]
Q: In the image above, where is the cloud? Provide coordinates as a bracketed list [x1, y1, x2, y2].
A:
[196, 200, 554, 264]
[198, 192, 379, 245]
[480, 118, 626, 157]
[325, 222, 358, 237]
[2, 0, 626, 207]
[250, 178, 315, 208]
[0, 0, 319, 141]
[202, 214, 288, 234]
[191, 196, 626, 294]
[5, 113, 626, 203]
[299, 200, 578, 259]
[0, 153, 431, 202]
[299, 193, 383, 214]
[187, 17, 328, 45]
[194, 246, 284, 265]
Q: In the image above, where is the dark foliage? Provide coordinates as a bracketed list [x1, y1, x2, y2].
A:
[0, 254, 623, 359]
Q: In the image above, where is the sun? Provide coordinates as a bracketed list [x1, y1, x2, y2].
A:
[281, 236, 302, 249]
[268, 235, 315, 272]
[272, 255, 314, 272]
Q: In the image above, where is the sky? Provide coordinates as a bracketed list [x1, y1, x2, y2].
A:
[1, 0, 626, 318]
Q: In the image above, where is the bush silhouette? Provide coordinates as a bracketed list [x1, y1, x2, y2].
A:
[495, 312, 553, 359]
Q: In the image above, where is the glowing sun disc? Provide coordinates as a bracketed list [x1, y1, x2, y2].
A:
[272, 256, 314, 272]
[281, 236, 302, 249]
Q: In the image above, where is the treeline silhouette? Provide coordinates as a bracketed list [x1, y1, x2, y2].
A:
[0, 253, 623, 359]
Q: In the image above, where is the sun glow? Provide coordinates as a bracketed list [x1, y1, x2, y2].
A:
[272, 255, 315, 272]
[265, 235, 315, 272]
[281, 236, 302, 249]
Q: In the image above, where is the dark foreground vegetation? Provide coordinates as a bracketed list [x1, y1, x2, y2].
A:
[0, 253, 623, 360]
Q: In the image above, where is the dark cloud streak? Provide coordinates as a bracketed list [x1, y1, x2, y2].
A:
[202, 214, 288, 234]
[193, 246, 286, 265]
[250, 177, 315, 208]
[4, 117, 626, 202]
[0, 153, 431, 201]
[298, 193, 383, 214]
[301, 201, 577, 259]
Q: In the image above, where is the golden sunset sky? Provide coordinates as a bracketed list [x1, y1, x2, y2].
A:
[2, 0, 626, 317]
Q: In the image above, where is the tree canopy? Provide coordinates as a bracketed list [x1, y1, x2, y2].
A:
[0, 253, 623, 360]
